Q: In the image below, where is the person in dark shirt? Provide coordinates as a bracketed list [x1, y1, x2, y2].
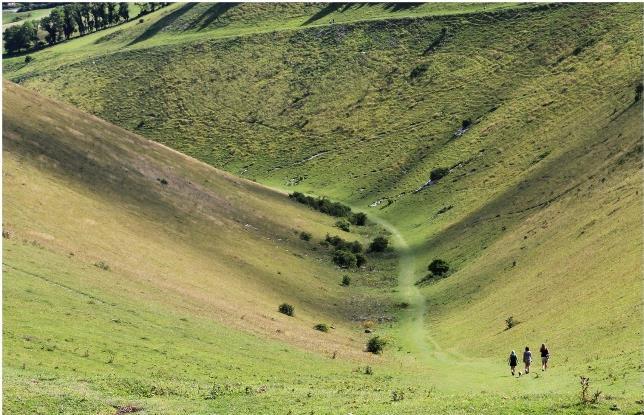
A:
[508, 350, 518, 376]
[523, 346, 532, 374]
[540, 343, 550, 371]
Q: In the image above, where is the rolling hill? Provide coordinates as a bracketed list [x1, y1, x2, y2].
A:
[2, 2, 643, 414]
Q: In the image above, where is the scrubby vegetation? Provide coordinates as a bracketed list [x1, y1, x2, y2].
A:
[313, 323, 329, 332]
[341, 275, 351, 286]
[430, 167, 450, 182]
[289, 192, 367, 225]
[299, 231, 311, 241]
[278, 303, 294, 317]
[366, 336, 386, 354]
[368, 236, 389, 253]
[427, 259, 449, 276]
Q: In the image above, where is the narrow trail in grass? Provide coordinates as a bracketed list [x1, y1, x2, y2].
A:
[367, 215, 435, 363]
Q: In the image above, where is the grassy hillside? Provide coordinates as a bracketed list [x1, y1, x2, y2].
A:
[3, 2, 643, 413]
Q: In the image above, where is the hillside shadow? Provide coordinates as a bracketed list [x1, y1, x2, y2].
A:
[128, 3, 197, 46]
[383, 3, 424, 12]
[302, 3, 345, 25]
[189, 3, 238, 31]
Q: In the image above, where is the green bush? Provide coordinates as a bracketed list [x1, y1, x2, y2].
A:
[350, 212, 367, 226]
[289, 193, 367, 225]
[428, 259, 449, 276]
[366, 336, 386, 354]
[430, 167, 450, 181]
[356, 254, 367, 267]
[278, 303, 294, 317]
[333, 250, 357, 268]
[299, 231, 312, 241]
[341, 275, 351, 286]
[368, 236, 389, 253]
[313, 323, 329, 332]
[335, 219, 350, 232]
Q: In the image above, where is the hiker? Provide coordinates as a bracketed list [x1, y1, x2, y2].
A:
[540, 343, 550, 371]
[508, 350, 518, 376]
[523, 346, 532, 374]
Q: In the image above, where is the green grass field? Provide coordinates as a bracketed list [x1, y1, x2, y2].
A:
[3, 3, 643, 414]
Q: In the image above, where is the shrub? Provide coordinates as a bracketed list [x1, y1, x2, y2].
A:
[289, 193, 366, 225]
[335, 220, 350, 232]
[635, 82, 643, 102]
[341, 275, 351, 286]
[278, 303, 294, 317]
[24, 55, 33, 63]
[392, 389, 405, 401]
[349, 240, 363, 254]
[299, 231, 312, 241]
[313, 323, 329, 332]
[356, 254, 367, 267]
[505, 316, 518, 330]
[94, 261, 110, 271]
[366, 336, 386, 354]
[430, 167, 450, 181]
[427, 259, 449, 276]
[350, 212, 367, 226]
[364, 366, 373, 375]
[326, 234, 362, 253]
[409, 63, 428, 79]
[368, 236, 389, 252]
[333, 250, 357, 268]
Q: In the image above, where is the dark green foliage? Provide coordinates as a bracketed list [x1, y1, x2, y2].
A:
[424, 27, 448, 54]
[427, 259, 449, 276]
[325, 234, 363, 254]
[430, 167, 450, 181]
[41, 8, 64, 45]
[313, 323, 329, 332]
[368, 236, 389, 253]
[356, 253, 367, 267]
[278, 303, 294, 316]
[349, 212, 367, 226]
[3, 21, 38, 53]
[366, 336, 386, 354]
[335, 219, 350, 232]
[364, 366, 373, 375]
[341, 275, 351, 286]
[410, 63, 428, 79]
[505, 316, 518, 330]
[299, 231, 311, 241]
[289, 192, 367, 225]
[333, 250, 357, 268]
[636, 82, 643, 102]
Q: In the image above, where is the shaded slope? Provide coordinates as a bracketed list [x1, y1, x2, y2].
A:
[2, 80, 392, 358]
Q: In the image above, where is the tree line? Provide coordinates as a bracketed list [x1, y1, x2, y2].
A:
[4, 3, 169, 54]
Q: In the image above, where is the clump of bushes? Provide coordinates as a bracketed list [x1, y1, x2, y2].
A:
[299, 231, 312, 241]
[341, 275, 351, 286]
[368, 236, 389, 253]
[335, 219, 351, 232]
[278, 303, 294, 317]
[430, 167, 450, 181]
[325, 234, 363, 253]
[366, 336, 386, 354]
[428, 259, 449, 276]
[313, 323, 329, 332]
[288, 192, 367, 225]
[333, 250, 357, 268]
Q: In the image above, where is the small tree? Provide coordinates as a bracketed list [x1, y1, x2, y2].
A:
[366, 336, 386, 354]
[356, 254, 367, 267]
[368, 236, 389, 253]
[427, 259, 449, 276]
[350, 212, 367, 226]
[333, 250, 357, 268]
[341, 275, 351, 286]
[430, 167, 450, 181]
[278, 303, 294, 317]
